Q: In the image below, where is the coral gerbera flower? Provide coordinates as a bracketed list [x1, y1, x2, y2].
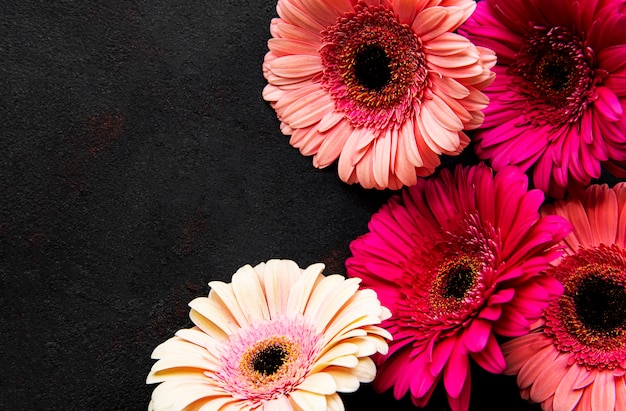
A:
[502, 183, 626, 411]
[460, 0, 626, 198]
[263, 0, 495, 190]
[345, 164, 571, 411]
[146, 259, 391, 411]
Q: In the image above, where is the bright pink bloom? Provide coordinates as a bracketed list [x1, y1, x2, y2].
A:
[460, 0, 626, 198]
[503, 183, 626, 411]
[346, 164, 571, 411]
[263, 0, 495, 190]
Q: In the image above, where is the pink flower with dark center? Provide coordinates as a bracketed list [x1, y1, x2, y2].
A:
[460, 0, 626, 198]
[346, 164, 571, 411]
[147, 259, 391, 411]
[503, 183, 626, 411]
[263, 0, 495, 189]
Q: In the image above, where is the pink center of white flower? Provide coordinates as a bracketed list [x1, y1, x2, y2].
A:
[544, 244, 626, 370]
[319, 4, 428, 130]
[398, 214, 499, 334]
[510, 26, 604, 127]
[214, 316, 322, 405]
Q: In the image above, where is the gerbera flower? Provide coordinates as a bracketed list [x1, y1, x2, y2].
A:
[263, 0, 495, 190]
[460, 0, 626, 198]
[345, 164, 571, 411]
[146, 259, 392, 411]
[502, 183, 626, 411]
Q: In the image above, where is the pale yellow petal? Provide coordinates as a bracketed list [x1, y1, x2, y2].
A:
[289, 389, 327, 411]
[232, 264, 270, 322]
[326, 393, 345, 411]
[208, 280, 249, 328]
[297, 372, 338, 395]
[189, 297, 237, 337]
[263, 259, 301, 318]
[324, 367, 361, 393]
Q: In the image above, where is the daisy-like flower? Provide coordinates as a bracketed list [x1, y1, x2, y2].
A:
[460, 0, 626, 198]
[345, 164, 571, 411]
[502, 183, 626, 411]
[263, 0, 495, 190]
[146, 259, 391, 411]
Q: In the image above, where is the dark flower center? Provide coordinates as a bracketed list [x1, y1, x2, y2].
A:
[251, 343, 288, 376]
[440, 258, 477, 299]
[544, 245, 626, 369]
[574, 275, 626, 334]
[510, 26, 597, 126]
[354, 44, 391, 91]
[319, 4, 427, 129]
[534, 52, 576, 95]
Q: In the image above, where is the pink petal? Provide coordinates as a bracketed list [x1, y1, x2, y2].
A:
[591, 371, 616, 411]
[517, 344, 560, 389]
[395, 0, 418, 25]
[529, 351, 571, 403]
[554, 363, 586, 411]
[270, 54, 323, 79]
[413, 5, 474, 42]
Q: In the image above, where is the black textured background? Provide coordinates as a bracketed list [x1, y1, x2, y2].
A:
[1, 1, 549, 410]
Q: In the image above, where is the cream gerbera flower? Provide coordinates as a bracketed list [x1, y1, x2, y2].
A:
[146, 259, 392, 411]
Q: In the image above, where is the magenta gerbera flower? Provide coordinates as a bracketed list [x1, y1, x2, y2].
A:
[346, 164, 571, 411]
[503, 183, 626, 411]
[263, 0, 495, 190]
[460, 0, 626, 198]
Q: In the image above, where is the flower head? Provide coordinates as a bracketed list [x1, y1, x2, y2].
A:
[346, 164, 571, 411]
[460, 0, 626, 198]
[263, 0, 495, 189]
[147, 259, 391, 411]
[503, 183, 626, 411]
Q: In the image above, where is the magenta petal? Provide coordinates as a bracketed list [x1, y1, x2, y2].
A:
[594, 86, 623, 121]
[443, 344, 469, 398]
[488, 288, 515, 305]
[429, 336, 456, 376]
[463, 319, 492, 353]
[470, 333, 506, 374]
[478, 304, 502, 321]
[447, 367, 471, 411]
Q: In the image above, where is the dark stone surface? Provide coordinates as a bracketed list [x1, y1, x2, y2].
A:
[0, 1, 568, 409]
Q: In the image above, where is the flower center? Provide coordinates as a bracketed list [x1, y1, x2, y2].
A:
[320, 3, 428, 129]
[534, 52, 577, 96]
[215, 316, 322, 405]
[248, 340, 291, 376]
[397, 213, 498, 332]
[242, 336, 295, 379]
[544, 245, 626, 370]
[354, 44, 391, 91]
[509, 26, 598, 126]
[573, 275, 626, 334]
[437, 256, 479, 300]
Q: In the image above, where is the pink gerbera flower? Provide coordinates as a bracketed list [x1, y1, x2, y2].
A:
[263, 0, 495, 190]
[346, 164, 571, 411]
[147, 259, 391, 411]
[503, 183, 626, 411]
[460, 0, 626, 198]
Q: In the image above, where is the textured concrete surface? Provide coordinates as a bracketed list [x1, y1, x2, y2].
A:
[0, 1, 561, 409]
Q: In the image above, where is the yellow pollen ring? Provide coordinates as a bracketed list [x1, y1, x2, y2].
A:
[239, 336, 298, 387]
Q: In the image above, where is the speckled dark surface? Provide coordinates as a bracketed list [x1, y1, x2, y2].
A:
[0, 1, 560, 410]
